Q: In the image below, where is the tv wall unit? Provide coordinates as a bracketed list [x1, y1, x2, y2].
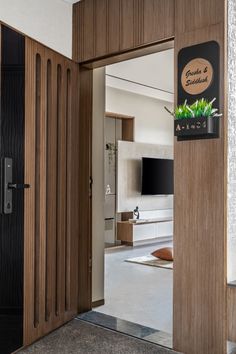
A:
[117, 209, 173, 246]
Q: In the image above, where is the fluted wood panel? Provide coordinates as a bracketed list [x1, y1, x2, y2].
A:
[120, 0, 135, 51]
[24, 38, 79, 345]
[72, 0, 174, 62]
[173, 1, 227, 354]
[143, 0, 174, 44]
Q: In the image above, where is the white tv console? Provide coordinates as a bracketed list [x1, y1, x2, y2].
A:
[117, 209, 173, 246]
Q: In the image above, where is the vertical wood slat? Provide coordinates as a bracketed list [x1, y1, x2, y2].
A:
[24, 38, 79, 345]
[108, 0, 120, 54]
[94, 0, 108, 57]
[143, 0, 174, 44]
[120, 0, 135, 51]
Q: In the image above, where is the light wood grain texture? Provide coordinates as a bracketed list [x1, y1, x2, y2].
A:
[228, 286, 236, 342]
[117, 222, 133, 243]
[122, 119, 134, 142]
[173, 1, 227, 353]
[72, 0, 174, 63]
[24, 38, 79, 345]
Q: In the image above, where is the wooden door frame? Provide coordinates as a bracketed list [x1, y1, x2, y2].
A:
[78, 39, 174, 312]
[77, 0, 227, 354]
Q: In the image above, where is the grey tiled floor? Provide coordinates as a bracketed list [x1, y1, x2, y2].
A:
[78, 311, 172, 348]
[19, 320, 179, 354]
[96, 242, 173, 333]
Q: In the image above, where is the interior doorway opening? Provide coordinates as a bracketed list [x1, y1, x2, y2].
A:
[87, 44, 175, 349]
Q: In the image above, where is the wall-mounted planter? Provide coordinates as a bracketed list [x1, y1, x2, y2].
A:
[174, 116, 220, 141]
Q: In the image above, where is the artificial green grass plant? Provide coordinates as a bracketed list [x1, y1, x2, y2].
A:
[165, 98, 222, 120]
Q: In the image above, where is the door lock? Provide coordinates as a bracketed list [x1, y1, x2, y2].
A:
[8, 183, 30, 190]
[1, 158, 30, 214]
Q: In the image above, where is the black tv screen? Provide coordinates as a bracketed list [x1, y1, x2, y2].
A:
[141, 157, 174, 195]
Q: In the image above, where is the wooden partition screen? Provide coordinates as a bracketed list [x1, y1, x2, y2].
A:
[24, 38, 80, 344]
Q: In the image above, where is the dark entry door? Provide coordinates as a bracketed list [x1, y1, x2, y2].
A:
[0, 26, 25, 353]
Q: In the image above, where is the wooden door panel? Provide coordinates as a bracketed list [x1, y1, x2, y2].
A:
[24, 39, 79, 345]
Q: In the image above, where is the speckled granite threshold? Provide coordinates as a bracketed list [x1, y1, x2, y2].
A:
[78, 310, 173, 349]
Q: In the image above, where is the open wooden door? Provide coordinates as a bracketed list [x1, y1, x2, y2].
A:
[0, 25, 25, 354]
[24, 38, 80, 345]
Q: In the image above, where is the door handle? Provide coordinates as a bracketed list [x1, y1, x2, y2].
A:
[8, 183, 30, 190]
[1, 157, 30, 214]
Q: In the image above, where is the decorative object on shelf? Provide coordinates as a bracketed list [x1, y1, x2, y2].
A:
[165, 98, 222, 140]
[105, 184, 111, 195]
[133, 206, 139, 220]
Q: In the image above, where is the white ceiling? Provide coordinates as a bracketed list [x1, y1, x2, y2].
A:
[106, 49, 174, 102]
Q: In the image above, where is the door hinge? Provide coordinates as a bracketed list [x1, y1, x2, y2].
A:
[89, 176, 93, 198]
[89, 258, 92, 272]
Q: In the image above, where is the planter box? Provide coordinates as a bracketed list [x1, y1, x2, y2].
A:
[174, 116, 220, 141]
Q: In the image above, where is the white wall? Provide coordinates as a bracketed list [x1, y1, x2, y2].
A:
[106, 86, 174, 146]
[117, 141, 173, 212]
[0, 0, 73, 57]
[92, 68, 105, 302]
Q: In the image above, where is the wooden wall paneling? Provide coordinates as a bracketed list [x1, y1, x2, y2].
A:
[143, 0, 174, 44]
[175, 0, 224, 34]
[78, 67, 93, 313]
[173, 2, 227, 353]
[120, 0, 135, 51]
[228, 286, 236, 342]
[82, 0, 95, 61]
[73, 1, 85, 62]
[108, 0, 120, 54]
[24, 38, 80, 345]
[72, 0, 175, 64]
[94, 0, 108, 57]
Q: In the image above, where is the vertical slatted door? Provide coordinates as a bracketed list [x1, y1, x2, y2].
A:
[24, 38, 79, 345]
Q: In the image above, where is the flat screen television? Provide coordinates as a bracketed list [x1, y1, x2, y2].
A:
[141, 157, 174, 195]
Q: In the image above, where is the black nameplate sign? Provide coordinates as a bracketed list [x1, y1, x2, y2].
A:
[177, 41, 220, 141]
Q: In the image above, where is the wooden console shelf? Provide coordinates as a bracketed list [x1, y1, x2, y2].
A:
[117, 217, 173, 245]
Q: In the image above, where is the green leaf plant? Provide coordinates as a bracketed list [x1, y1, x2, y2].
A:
[164, 98, 222, 120]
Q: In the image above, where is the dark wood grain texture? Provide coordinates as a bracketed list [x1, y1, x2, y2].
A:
[72, 0, 175, 63]
[77, 68, 93, 313]
[24, 38, 79, 345]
